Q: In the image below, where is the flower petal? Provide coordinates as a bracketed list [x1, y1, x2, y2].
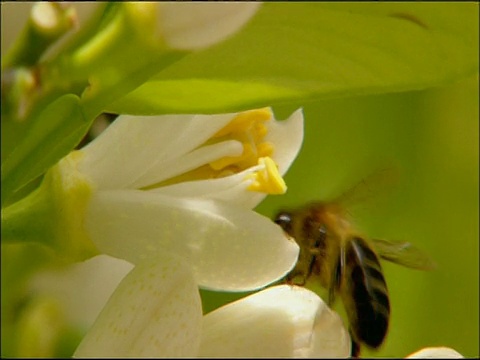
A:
[29, 255, 133, 329]
[267, 108, 305, 176]
[86, 190, 299, 291]
[149, 165, 266, 208]
[199, 285, 351, 358]
[135, 140, 244, 189]
[78, 113, 234, 190]
[74, 254, 202, 357]
[158, 2, 261, 50]
[406, 347, 464, 358]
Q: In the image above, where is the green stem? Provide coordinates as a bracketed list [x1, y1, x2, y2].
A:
[1, 3, 75, 70]
[1, 181, 56, 248]
[1, 160, 99, 263]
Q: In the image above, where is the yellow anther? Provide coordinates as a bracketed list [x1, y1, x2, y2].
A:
[246, 157, 287, 195]
[257, 142, 274, 158]
[213, 108, 272, 138]
[253, 122, 268, 140]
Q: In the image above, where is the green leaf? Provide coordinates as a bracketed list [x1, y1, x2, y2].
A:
[80, 50, 186, 121]
[1, 94, 89, 206]
[107, 2, 479, 114]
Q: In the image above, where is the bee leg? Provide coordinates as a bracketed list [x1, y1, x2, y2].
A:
[307, 254, 317, 279]
[328, 257, 342, 306]
[328, 286, 336, 306]
[349, 334, 361, 358]
[285, 270, 308, 286]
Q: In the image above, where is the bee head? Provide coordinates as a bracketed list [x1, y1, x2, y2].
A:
[273, 211, 293, 235]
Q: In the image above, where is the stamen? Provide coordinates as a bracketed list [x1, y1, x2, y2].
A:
[148, 108, 287, 191]
[246, 157, 287, 195]
[208, 108, 275, 176]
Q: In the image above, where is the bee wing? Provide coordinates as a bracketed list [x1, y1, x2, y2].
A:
[372, 238, 437, 271]
[333, 167, 400, 211]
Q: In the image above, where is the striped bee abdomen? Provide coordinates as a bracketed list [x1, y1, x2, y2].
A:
[342, 236, 390, 349]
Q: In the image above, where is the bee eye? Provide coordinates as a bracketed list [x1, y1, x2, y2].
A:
[274, 211, 293, 234]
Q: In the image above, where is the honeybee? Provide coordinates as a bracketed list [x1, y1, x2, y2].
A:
[273, 173, 435, 357]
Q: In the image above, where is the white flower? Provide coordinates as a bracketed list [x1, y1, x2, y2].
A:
[33, 3, 260, 91]
[21, 106, 305, 357]
[31, 255, 350, 358]
[123, 2, 261, 51]
[52, 107, 303, 291]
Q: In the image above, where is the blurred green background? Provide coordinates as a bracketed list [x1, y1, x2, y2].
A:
[2, 2, 478, 358]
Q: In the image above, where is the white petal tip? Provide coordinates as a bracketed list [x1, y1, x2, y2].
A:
[406, 347, 464, 358]
[159, 2, 261, 50]
[199, 285, 350, 358]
